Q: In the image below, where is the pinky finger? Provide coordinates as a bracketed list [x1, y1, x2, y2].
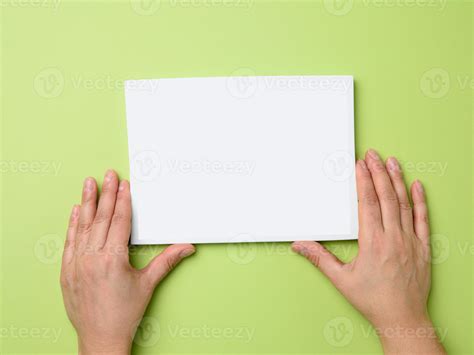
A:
[411, 180, 430, 243]
[63, 205, 80, 265]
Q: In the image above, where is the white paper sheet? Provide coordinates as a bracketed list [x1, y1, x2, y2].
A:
[124, 76, 357, 244]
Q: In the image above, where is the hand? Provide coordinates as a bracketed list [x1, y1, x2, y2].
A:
[60, 170, 195, 355]
[292, 150, 446, 354]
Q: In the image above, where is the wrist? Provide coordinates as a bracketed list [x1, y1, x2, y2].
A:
[373, 316, 446, 354]
[78, 337, 132, 355]
[372, 312, 433, 331]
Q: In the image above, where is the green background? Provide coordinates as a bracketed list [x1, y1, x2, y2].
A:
[1, 0, 472, 353]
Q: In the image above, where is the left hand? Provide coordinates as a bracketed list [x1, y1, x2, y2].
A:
[60, 170, 195, 355]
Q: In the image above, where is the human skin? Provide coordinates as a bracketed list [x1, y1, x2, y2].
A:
[60, 170, 195, 354]
[293, 149, 446, 354]
[61, 149, 446, 354]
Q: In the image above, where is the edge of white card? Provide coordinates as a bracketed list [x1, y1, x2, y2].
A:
[124, 75, 358, 245]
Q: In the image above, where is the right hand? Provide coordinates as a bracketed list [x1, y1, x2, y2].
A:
[293, 149, 446, 354]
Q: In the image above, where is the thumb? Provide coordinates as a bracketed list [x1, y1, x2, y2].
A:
[142, 244, 195, 287]
[292, 241, 346, 287]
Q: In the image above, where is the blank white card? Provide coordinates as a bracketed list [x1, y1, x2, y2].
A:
[124, 76, 357, 244]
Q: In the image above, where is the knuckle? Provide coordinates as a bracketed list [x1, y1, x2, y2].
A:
[77, 222, 92, 235]
[165, 256, 179, 273]
[112, 212, 129, 225]
[380, 191, 398, 203]
[165, 258, 175, 273]
[93, 210, 113, 225]
[360, 194, 379, 206]
[372, 161, 386, 173]
[308, 253, 321, 268]
[101, 184, 114, 193]
[63, 238, 72, 249]
[416, 212, 429, 224]
[399, 201, 412, 211]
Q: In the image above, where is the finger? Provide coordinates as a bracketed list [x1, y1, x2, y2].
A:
[411, 180, 430, 243]
[142, 244, 195, 288]
[365, 149, 400, 230]
[386, 157, 414, 233]
[62, 205, 80, 266]
[106, 180, 132, 248]
[356, 159, 382, 238]
[89, 170, 119, 250]
[292, 241, 345, 287]
[75, 177, 97, 252]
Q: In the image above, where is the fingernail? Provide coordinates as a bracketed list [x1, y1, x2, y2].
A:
[415, 180, 424, 194]
[358, 159, 368, 170]
[104, 169, 114, 183]
[180, 248, 195, 258]
[71, 205, 80, 219]
[292, 244, 308, 256]
[119, 180, 127, 191]
[387, 157, 399, 172]
[84, 177, 94, 192]
[292, 243, 303, 253]
[367, 149, 380, 160]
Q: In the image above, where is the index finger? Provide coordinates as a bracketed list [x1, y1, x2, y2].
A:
[105, 180, 132, 250]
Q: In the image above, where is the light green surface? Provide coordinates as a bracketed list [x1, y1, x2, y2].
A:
[1, 0, 472, 353]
